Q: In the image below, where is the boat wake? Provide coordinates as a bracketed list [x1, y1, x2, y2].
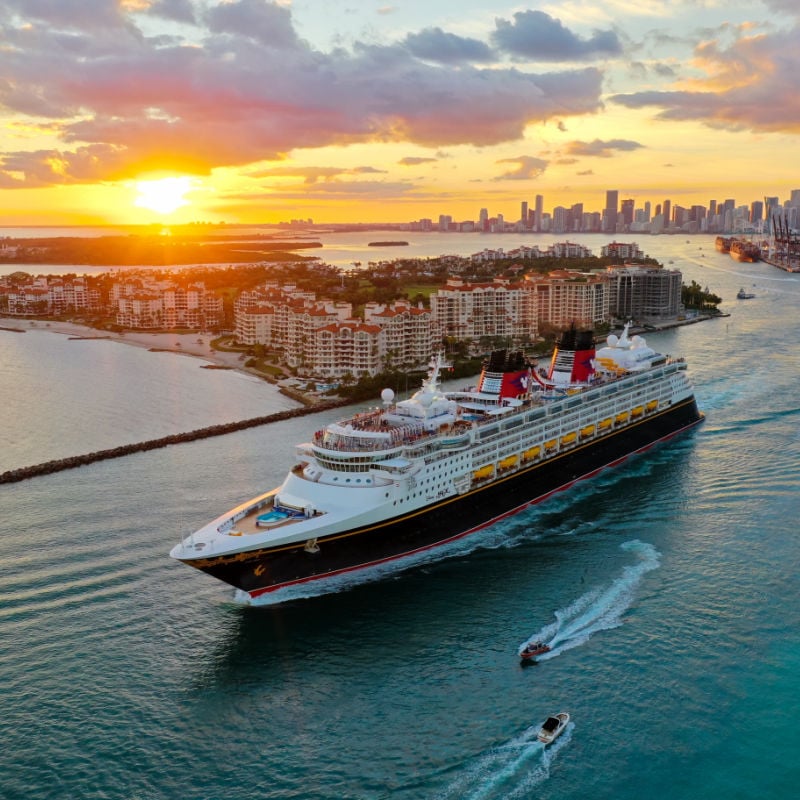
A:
[522, 539, 660, 659]
[435, 722, 572, 800]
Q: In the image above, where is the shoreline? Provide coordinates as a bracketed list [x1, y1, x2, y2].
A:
[0, 316, 256, 372]
[0, 316, 328, 406]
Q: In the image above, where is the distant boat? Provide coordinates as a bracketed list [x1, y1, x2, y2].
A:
[519, 641, 551, 664]
[537, 712, 570, 745]
[736, 287, 756, 299]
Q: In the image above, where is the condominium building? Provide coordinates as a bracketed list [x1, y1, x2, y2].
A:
[234, 284, 434, 377]
[1, 276, 101, 315]
[605, 264, 682, 320]
[525, 270, 610, 328]
[363, 300, 436, 370]
[302, 322, 384, 378]
[600, 241, 645, 260]
[114, 281, 222, 329]
[430, 278, 536, 341]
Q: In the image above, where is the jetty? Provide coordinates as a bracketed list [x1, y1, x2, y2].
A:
[1, 400, 348, 485]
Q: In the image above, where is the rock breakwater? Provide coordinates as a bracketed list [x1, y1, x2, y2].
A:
[1, 399, 348, 484]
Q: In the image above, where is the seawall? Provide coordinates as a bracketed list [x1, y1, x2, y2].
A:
[1, 399, 349, 485]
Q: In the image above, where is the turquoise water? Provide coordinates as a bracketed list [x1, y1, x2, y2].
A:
[2, 236, 800, 798]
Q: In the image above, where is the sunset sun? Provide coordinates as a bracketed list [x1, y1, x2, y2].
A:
[134, 177, 193, 215]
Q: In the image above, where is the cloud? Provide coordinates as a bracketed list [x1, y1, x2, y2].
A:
[205, 0, 300, 48]
[249, 165, 387, 184]
[240, 180, 419, 200]
[491, 11, 623, 62]
[564, 139, 644, 157]
[494, 155, 549, 180]
[0, 144, 131, 186]
[2, 0, 134, 31]
[146, 0, 198, 25]
[0, 2, 605, 188]
[610, 26, 800, 133]
[398, 157, 438, 166]
[403, 27, 496, 64]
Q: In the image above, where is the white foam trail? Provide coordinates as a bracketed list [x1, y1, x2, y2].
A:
[436, 724, 572, 800]
[521, 539, 660, 658]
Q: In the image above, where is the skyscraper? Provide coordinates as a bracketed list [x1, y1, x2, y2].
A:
[621, 198, 634, 228]
[604, 190, 618, 232]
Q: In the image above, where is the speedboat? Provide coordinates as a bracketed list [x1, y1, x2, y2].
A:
[537, 712, 569, 745]
[519, 641, 551, 663]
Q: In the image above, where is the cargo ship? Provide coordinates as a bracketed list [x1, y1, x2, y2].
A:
[729, 239, 761, 263]
[715, 236, 732, 253]
[170, 325, 703, 601]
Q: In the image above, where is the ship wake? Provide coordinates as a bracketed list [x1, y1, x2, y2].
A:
[522, 539, 660, 658]
[435, 722, 572, 800]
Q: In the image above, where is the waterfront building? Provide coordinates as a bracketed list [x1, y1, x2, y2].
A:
[550, 241, 592, 258]
[601, 242, 645, 260]
[302, 321, 384, 378]
[116, 294, 163, 329]
[605, 264, 682, 321]
[1, 276, 101, 315]
[114, 281, 222, 330]
[363, 300, 436, 371]
[525, 270, 610, 329]
[430, 278, 536, 342]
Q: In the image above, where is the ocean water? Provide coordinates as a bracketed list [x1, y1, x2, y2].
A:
[2, 236, 800, 799]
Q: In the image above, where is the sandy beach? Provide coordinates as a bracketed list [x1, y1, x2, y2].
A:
[0, 316, 248, 371]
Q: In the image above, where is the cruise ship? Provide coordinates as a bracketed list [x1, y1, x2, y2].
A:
[170, 325, 703, 600]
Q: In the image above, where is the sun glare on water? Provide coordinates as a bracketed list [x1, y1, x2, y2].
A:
[134, 177, 193, 215]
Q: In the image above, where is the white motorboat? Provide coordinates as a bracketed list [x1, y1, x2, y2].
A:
[537, 712, 569, 745]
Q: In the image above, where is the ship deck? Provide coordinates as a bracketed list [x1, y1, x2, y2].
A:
[227, 502, 311, 537]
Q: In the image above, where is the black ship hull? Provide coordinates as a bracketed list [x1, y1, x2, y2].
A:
[185, 397, 703, 598]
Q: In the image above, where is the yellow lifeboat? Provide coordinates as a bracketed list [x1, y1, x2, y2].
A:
[631, 406, 644, 418]
[522, 446, 541, 461]
[646, 400, 658, 412]
[498, 455, 518, 471]
[473, 464, 494, 481]
[598, 418, 612, 431]
[580, 424, 595, 438]
[544, 439, 557, 452]
[615, 411, 629, 424]
[560, 432, 577, 447]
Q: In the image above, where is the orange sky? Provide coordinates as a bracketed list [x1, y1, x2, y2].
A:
[1, 1, 799, 226]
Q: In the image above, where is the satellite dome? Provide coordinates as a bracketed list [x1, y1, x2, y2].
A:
[607, 334, 618, 346]
[381, 388, 395, 404]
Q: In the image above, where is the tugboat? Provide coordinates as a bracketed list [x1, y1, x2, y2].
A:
[736, 287, 756, 299]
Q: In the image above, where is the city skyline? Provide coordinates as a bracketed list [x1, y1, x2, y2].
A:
[1, 1, 799, 226]
[401, 188, 800, 235]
